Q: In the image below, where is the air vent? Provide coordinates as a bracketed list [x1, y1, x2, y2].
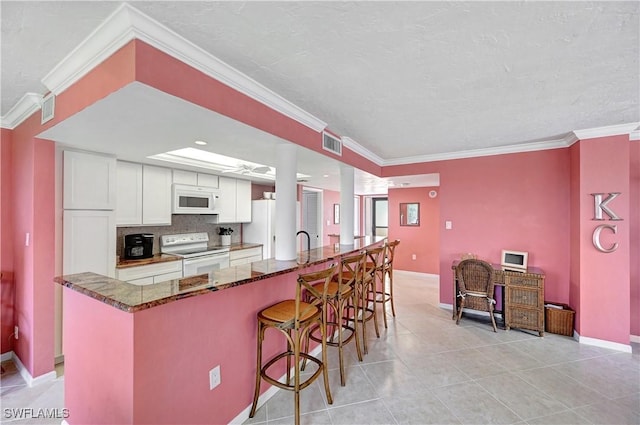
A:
[41, 94, 55, 124]
[322, 131, 342, 156]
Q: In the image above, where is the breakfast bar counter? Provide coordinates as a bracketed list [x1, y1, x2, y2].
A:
[56, 237, 385, 425]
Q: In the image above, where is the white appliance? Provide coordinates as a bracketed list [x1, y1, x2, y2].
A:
[243, 200, 300, 260]
[172, 184, 220, 214]
[160, 232, 230, 277]
[243, 200, 276, 260]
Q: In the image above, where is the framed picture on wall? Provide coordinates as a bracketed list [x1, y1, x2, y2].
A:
[334, 204, 340, 224]
[400, 202, 420, 226]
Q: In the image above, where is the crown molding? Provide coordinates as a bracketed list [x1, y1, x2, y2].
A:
[341, 136, 384, 166]
[0, 93, 43, 129]
[630, 130, 640, 141]
[40, 3, 326, 133]
[381, 137, 570, 166]
[572, 122, 640, 141]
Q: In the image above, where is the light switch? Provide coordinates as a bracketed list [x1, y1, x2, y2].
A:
[445, 221, 452, 230]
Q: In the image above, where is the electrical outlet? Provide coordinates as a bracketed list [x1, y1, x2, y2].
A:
[14, 325, 18, 340]
[209, 365, 221, 390]
[412, 254, 416, 260]
[445, 221, 453, 230]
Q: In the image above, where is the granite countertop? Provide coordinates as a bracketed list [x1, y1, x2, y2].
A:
[116, 253, 181, 269]
[56, 237, 385, 313]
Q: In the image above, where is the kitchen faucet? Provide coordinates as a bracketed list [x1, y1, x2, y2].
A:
[296, 230, 311, 252]
[296, 230, 311, 264]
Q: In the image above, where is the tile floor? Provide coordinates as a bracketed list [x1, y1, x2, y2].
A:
[244, 272, 640, 425]
[0, 271, 638, 424]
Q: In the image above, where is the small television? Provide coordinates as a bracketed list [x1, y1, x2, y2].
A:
[501, 249, 528, 272]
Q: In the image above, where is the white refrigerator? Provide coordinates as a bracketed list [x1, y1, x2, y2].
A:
[243, 199, 300, 260]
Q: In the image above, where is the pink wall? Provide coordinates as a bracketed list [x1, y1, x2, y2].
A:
[1, 129, 15, 354]
[6, 40, 137, 377]
[384, 148, 571, 308]
[322, 189, 341, 247]
[630, 141, 640, 338]
[573, 135, 631, 345]
[63, 261, 340, 425]
[388, 187, 440, 274]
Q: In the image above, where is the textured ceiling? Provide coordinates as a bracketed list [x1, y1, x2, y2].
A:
[1, 1, 639, 162]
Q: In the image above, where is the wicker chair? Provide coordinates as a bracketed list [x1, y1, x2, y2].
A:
[455, 259, 497, 332]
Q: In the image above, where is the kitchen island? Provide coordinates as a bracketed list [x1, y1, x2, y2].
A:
[55, 237, 385, 425]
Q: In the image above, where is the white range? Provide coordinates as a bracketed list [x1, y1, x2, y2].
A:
[160, 232, 230, 277]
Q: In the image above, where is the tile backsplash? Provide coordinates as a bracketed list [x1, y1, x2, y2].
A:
[116, 215, 242, 257]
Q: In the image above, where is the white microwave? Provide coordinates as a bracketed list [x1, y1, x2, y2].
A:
[172, 184, 220, 214]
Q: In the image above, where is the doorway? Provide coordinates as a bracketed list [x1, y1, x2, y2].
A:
[301, 188, 323, 249]
[372, 197, 388, 237]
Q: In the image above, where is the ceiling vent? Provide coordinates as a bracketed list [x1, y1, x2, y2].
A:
[322, 131, 342, 156]
[41, 94, 55, 124]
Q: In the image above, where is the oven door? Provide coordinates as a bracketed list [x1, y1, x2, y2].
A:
[182, 253, 230, 277]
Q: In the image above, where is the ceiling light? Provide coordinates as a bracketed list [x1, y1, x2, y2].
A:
[148, 148, 310, 180]
[323, 174, 329, 178]
[194, 140, 207, 145]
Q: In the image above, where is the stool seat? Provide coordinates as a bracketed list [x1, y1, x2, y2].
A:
[259, 300, 318, 323]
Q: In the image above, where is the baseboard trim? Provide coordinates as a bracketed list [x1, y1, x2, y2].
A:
[573, 331, 632, 353]
[228, 344, 323, 424]
[395, 270, 439, 279]
[1, 351, 13, 362]
[630, 334, 640, 344]
[12, 352, 57, 387]
[55, 354, 65, 365]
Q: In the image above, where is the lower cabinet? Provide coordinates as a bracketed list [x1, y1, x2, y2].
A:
[116, 261, 183, 285]
[229, 246, 263, 267]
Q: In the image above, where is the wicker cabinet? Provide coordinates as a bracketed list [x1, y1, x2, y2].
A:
[505, 272, 545, 336]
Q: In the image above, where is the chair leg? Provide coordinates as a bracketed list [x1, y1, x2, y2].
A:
[489, 301, 497, 332]
[455, 298, 464, 325]
[293, 331, 301, 425]
[349, 294, 363, 362]
[380, 272, 388, 329]
[371, 281, 380, 338]
[389, 268, 396, 317]
[249, 322, 264, 418]
[319, 317, 333, 405]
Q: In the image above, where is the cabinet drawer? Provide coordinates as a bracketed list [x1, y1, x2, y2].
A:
[230, 246, 263, 261]
[153, 270, 183, 283]
[507, 288, 539, 308]
[505, 276, 541, 287]
[508, 308, 541, 329]
[116, 260, 182, 282]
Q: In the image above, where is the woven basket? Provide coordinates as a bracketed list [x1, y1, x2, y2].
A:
[544, 302, 575, 336]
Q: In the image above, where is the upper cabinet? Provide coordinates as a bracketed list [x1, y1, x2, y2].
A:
[217, 177, 251, 223]
[64, 150, 116, 210]
[116, 162, 172, 226]
[172, 169, 219, 188]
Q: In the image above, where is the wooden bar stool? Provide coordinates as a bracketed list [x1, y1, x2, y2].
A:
[376, 239, 400, 328]
[305, 252, 365, 386]
[249, 265, 336, 425]
[360, 246, 384, 354]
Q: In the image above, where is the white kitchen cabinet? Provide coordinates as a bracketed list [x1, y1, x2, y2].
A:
[63, 210, 116, 277]
[172, 170, 219, 188]
[229, 246, 263, 267]
[236, 179, 252, 222]
[116, 260, 182, 284]
[115, 162, 143, 225]
[172, 169, 197, 185]
[63, 150, 116, 210]
[142, 165, 172, 225]
[217, 177, 251, 223]
[197, 173, 219, 188]
[117, 162, 172, 226]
